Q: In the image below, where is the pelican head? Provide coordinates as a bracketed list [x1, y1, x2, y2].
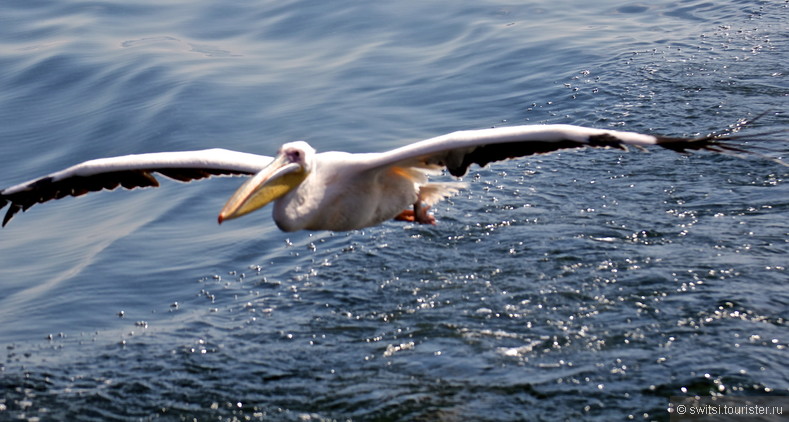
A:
[218, 141, 314, 223]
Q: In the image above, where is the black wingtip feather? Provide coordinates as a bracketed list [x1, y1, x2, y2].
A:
[2, 203, 20, 227]
[654, 111, 789, 165]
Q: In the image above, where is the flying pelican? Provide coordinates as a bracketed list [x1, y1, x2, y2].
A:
[0, 121, 784, 232]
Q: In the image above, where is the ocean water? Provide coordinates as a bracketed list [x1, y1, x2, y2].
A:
[0, 0, 787, 420]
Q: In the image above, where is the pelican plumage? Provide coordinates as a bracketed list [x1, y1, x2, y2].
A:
[1, 122, 785, 232]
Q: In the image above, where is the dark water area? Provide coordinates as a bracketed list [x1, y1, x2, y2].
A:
[1, 0, 787, 420]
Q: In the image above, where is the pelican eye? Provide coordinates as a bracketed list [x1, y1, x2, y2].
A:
[286, 150, 303, 162]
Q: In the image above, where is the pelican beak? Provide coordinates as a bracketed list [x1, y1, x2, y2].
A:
[218, 154, 307, 223]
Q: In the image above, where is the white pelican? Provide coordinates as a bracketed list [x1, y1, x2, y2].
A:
[0, 121, 785, 231]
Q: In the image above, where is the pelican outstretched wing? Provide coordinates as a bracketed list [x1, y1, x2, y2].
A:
[0, 148, 272, 226]
[357, 122, 786, 177]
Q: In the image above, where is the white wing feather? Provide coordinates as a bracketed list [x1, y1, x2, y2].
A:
[351, 124, 660, 176]
[3, 148, 272, 194]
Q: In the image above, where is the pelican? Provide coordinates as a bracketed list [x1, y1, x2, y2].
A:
[0, 121, 785, 231]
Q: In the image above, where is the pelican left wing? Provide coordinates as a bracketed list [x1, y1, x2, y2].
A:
[0, 148, 272, 226]
[357, 123, 785, 177]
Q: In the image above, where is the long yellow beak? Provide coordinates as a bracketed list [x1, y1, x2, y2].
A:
[218, 155, 307, 224]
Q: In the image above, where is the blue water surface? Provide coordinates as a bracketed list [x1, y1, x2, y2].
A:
[1, 0, 787, 420]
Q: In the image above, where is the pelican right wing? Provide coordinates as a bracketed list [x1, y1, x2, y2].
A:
[0, 148, 272, 227]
